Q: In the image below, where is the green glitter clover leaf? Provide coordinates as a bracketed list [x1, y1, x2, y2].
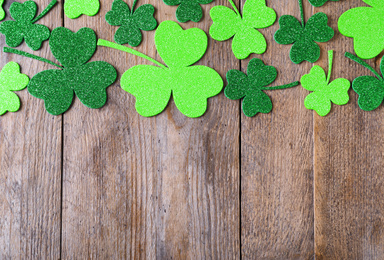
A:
[64, 0, 100, 19]
[345, 52, 384, 111]
[0, 0, 5, 21]
[224, 58, 299, 117]
[301, 50, 350, 116]
[0, 0, 57, 51]
[163, 0, 214, 23]
[209, 0, 276, 60]
[274, 0, 334, 64]
[0, 62, 29, 115]
[4, 27, 117, 115]
[98, 20, 223, 118]
[308, 0, 339, 7]
[105, 0, 157, 47]
[338, 0, 384, 59]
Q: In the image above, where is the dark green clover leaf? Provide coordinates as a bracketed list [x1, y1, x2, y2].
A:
[346, 52, 384, 111]
[163, 0, 213, 23]
[0, 0, 57, 50]
[308, 0, 339, 7]
[105, 0, 157, 46]
[274, 0, 334, 64]
[8, 27, 118, 115]
[224, 58, 299, 117]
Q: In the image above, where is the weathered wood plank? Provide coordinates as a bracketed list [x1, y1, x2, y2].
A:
[0, 0, 62, 259]
[314, 1, 384, 259]
[241, 1, 314, 259]
[61, 0, 240, 258]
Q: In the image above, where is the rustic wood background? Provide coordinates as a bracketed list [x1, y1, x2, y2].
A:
[1, 0, 383, 259]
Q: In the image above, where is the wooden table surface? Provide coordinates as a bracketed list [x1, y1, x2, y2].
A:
[1, 0, 383, 259]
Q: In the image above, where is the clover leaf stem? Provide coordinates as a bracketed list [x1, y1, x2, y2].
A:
[261, 81, 300, 90]
[345, 52, 383, 81]
[326, 50, 333, 84]
[227, 0, 240, 17]
[31, 0, 58, 23]
[298, 0, 305, 27]
[97, 39, 167, 69]
[131, 0, 139, 14]
[4, 47, 63, 69]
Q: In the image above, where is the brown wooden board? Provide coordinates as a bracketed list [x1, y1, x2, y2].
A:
[240, 1, 314, 259]
[0, 0, 62, 259]
[314, 1, 384, 259]
[60, 0, 240, 258]
[2, 0, 384, 258]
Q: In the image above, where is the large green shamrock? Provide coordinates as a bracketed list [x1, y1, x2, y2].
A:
[0, 0, 5, 21]
[274, 0, 334, 64]
[98, 21, 223, 118]
[224, 58, 299, 117]
[162, 0, 214, 23]
[0, 62, 29, 115]
[301, 51, 350, 116]
[308, 0, 339, 7]
[5, 27, 117, 115]
[346, 52, 384, 111]
[209, 0, 276, 60]
[64, 0, 100, 19]
[105, 0, 157, 46]
[0, 0, 57, 50]
[338, 0, 384, 59]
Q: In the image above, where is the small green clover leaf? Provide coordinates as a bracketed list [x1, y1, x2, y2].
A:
[308, 0, 339, 7]
[0, 0, 5, 21]
[346, 52, 384, 111]
[163, 0, 213, 23]
[5, 27, 117, 115]
[209, 0, 276, 60]
[0, 62, 29, 115]
[64, 0, 100, 19]
[301, 51, 350, 116]
[105, 0, 157, 47]
[0, 0, 57, 51]
[274, 0, 334, 64]
[98, 20, 223, 118]
[224, 58, 299, 117]
[338, 0, 384, 59]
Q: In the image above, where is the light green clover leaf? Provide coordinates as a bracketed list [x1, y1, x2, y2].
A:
[0, 62, 29, 115]
[209, 0, 276, 59]
[301, 50, 350, 116]
[98, 20, 223, 118]
[64, 0, 100, 19]
[338, 0, 384, 59]
[0, 0, 5, 21]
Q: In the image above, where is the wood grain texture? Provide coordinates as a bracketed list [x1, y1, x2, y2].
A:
[61, 0, 240, 259]
[0, 0, 62, 259]
[2, 0, 384, 259]
[240, 1, 314, 259]
[315, 1, 384, 259]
